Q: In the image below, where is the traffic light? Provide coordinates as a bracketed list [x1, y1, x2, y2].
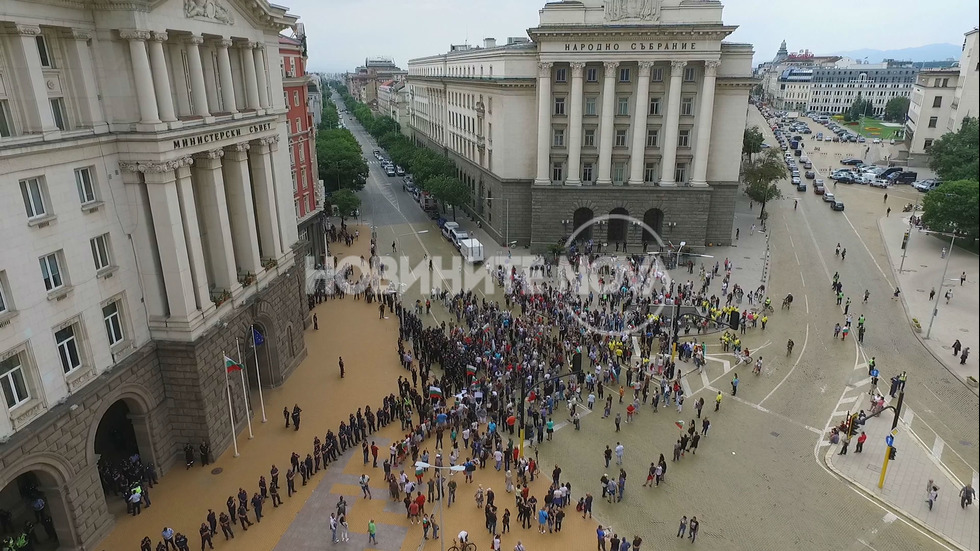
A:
[901, 231, 910, 250]
[848, 414, 859, 437]
[889, 446, 897, 460]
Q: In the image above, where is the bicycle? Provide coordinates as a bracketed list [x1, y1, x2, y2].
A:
[449, 539, 477, 551]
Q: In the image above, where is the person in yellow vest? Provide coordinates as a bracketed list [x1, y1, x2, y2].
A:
[761, 315, 768, 330]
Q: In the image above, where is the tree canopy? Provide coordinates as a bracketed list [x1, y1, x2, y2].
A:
[427, 175, 470, 220]
[315, 128, 368, 192]
[921, 180, 980, 240]
[883, 97, 910, 123]
[928, 117, 979, 183]
[330, 188, 361, 220]
[742, 148, 786, 220]
[743, 126, 765, 158]
[844, 95, 870, 122]
[319, 97, 339, 130]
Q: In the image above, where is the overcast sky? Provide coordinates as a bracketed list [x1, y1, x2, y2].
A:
[285, 0, 979, 73]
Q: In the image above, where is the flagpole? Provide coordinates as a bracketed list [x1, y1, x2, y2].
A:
[252, 325, 268, 423]
[237, 338, 254, 440]
[224, 351, 240, 457]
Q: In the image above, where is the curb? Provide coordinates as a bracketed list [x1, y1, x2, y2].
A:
[874, 216, 979, 396]
[820, 443, 968, 551]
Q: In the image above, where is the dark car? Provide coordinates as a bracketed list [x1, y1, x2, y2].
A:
[797, 182, 807, 191]
[813, 185, 825, 195]
[805, 171, 815, 179]
[888, 171, 918, 185]
[841, 158, 863, 165]
[831, 201, 845, 211]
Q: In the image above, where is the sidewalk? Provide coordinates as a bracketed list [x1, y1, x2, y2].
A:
[878, 212, 980, 386]
[825, 413, 980, 551]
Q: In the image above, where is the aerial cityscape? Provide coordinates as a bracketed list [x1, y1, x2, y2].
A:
[0, 1, 977, 551]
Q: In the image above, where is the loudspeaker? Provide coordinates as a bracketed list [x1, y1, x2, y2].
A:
[729, 311, 741, 330]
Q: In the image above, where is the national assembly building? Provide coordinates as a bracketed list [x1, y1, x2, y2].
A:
[405, 0, 755, 252]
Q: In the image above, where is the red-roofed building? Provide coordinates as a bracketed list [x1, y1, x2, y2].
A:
[279, 32, 326, 263]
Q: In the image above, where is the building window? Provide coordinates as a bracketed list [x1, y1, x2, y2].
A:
[584, 128, 596, 147]
[613, 162, 626, 184]
[644, 162, 658, 183]
[20, 178, 48, 219]
[586, 67, 598, 82]
[651, 67, 663, 82]
[90, 234, 111, 271]
[584, 97, 597, 116]
[924, 138, 933, 149]
[103, 300, 124, 346]
[51, 98, 68, 131]
[649, 97, 661, 115]
[55, 324, 82, 374]
[294, 198, 300, 217]
[645, 129, 659, 148]
[293, 91, 299, 106]
[75, 168, 97, 204]
[299, 143, 305, 162]
[615, 129, 628, 147]
[0, 100, 12, 137]
[555, 68, 567, 83]
[0, 272, 10, 315]
[678, 129, 690, 147]
[681, 97, 694, 116]
[617, 97, 629, 116]
[553, 128, 565, 147]
[554, 97, 566, 115]
[39, 252, 65, 291]
[928, 116, 938, 128]
[582, 163, 594, 182]
[683, 66, 697, 82]
[552, 162, 563, 182]
[36, 35, 53, 68]
[675, 163, 688, 183]
[1, 354, 30, 409]
[619, 67, 631, 83]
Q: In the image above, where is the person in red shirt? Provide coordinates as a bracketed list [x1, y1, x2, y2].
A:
[855, 432, 868, 453]
[415, 492, 427, 516]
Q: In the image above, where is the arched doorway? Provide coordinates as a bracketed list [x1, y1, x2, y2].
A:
[93, 399, 155, 518]
[608, 207, 629, 243]
[572, 207, 594, 242]
[0, 466, 80, 549]
[242, 323, 274, 392]
[643, 208, 664, 243]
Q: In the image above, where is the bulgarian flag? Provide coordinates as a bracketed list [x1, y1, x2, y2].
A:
[466, 365, 477, 377]
[225, 356, 243, 373]
[429, 386, 444, 400]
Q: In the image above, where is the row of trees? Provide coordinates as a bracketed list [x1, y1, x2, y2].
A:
[921, 117, 979, 240]
[842, 94, 909, 123]
[331, 83, 472, 220]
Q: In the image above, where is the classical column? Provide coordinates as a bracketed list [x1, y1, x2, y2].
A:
[222, 143, 262, 273]
[10, 25, 58, 133]
[595, 61, 619, 185]
[690, 61, 720, 187]
[148, 32, 177, 122]
[192, 150, 239, 291]
[142, 162, 199, 319]
[249, 137, 284, 260]
[120, 30, 161, 125]
[628, 62, 654, 185]
[253, 43, 270, 109]
[241, 42, 261, 110]
[175, 162, 212, 312]
[184, 35, 211, 118]
[565, 62, 586, 185]
[659, 61, 687, 187]
[533, 62, 554, 185]
[62, 29, 107, 131]
[215, 39, 238, 114]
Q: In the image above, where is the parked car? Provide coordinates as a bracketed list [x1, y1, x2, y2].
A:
[913, 179, 942, 192]
[395, 165, 405, 176]
[813, 185, 825, 195]
[872, 137, 882, 144]
[814, 178, 825, 188]
[822, 192, 836, 203]
[805, 171, 815, 179]
[888, 171, 918, 185]
[797, 182, 807, 191]
[841, 158, 863, 165]
[831, 201, 845, 211]
[791, 176, 801, 185]
[870, 179, 890, 189]
[880, 167, 903, 179]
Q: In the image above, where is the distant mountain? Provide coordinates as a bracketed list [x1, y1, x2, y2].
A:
[832, 44, 961, 63]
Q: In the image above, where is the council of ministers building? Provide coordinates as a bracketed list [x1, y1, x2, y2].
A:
[406, 0, 755, 251]
[0, 0, 310, 548]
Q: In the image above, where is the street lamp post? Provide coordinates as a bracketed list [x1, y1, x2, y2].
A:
[924, 231, 956, 339]
[415, 461, 466, 551]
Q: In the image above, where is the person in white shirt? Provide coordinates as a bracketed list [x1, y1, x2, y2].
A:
[457, 530, 469, 542]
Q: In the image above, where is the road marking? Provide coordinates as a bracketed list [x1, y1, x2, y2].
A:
[882, 512, 898, 524]
[679, 376, 694, 400]
[931, 436, 945, 460]
[712, 386, 822, 434]
[857, 539, 883, 551]
[804, 294, 809, 314]
[799, 271, 806, 287]
[838, 395, 860, 406]
[794, 250, 801, 265]
[920, 383, 944, 403]
[852, 376, 872, 388]
[759, 324, 809, 406]
[841, 211, 891, 285]
[832, 410, 851, 417]
[854, 362, 867, 371]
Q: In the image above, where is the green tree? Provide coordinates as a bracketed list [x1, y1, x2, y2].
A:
[743, 126, 765, 158]
[883, 96, 910, 123]
[426, 175, 470, 220]
[742, 148, 786, 220]
[316, 128, 368, 192]
[844, 95, 870, 122]
[928, 117, 979, 182]
[319, 99, 339, 130]
[368, 116, 400, 139]
[921, 180, 980, 240]
[330, 189, 362, 220]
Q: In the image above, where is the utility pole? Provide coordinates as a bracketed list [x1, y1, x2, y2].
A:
[878, 389, 904, 489]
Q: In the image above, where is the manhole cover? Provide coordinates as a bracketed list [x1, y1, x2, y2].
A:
[211, 468, 223, 475]
[770, 431, 780, 437]
[743, 256, 751, 260]
[920, 265, 928, 268]
[916, 289, 926, 293]
[736, 267, 743, 270]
